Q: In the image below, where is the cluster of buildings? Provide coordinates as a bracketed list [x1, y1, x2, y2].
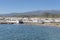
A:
[22, 17, 60, 23]
[0, 17, 60, 24]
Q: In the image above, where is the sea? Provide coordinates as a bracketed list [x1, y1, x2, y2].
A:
[0, 24, 60, 40]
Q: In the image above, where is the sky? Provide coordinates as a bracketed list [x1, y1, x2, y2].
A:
[0, 0, 60, 14]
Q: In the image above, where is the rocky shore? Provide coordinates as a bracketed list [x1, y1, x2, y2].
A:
[23, 22, 60, 27]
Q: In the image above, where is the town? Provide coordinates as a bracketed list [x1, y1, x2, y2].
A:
[0, 17, 60, 26]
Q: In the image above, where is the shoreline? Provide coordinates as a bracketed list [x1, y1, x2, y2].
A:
[23, 22, 60, 27]
[0, 22, 60, 27]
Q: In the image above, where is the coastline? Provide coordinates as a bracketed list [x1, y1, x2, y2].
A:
[23, 22, 60, 27]
[0, 17, 60, 27]
[0, 22, 60, 27]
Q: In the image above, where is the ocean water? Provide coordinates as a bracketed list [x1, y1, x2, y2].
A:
[0, 24, 60, 40]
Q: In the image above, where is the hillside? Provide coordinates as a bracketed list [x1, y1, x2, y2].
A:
[0, 10, 60, 17]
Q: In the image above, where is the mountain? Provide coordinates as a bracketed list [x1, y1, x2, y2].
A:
[0, 10, 60, 17]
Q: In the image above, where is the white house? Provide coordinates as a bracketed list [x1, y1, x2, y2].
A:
[54, 19, 60, 22]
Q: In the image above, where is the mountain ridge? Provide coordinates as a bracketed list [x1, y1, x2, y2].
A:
[0, 10, 60, 17]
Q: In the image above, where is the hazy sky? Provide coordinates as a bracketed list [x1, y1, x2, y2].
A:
[0, 0, 60, 14]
